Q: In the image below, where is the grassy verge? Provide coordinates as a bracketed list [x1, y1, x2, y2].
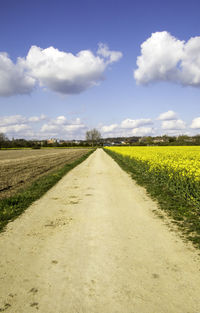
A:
[104, 149, 200, 248]
[0, 149, 94, 232]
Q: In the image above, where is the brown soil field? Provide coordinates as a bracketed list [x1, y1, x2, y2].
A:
[0, 148, 90, 199]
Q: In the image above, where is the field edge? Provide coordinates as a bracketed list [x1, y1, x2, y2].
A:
[0, 149, 95, 232]
[104, 148, 200, 249]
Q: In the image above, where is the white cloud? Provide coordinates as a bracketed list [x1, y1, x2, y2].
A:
[0, 114, 192, 140]
[0, 114, 47, 126]
[0, 114, 48, 138]
[0, 44, 122, 97]
[54, 115, 67, 125]
[121, 118, 153, 128]
[40, 124, 58, 132]
[0, 53, 35, 96]
[41, 116, 83, 130]
[0, 115, 27, 126]
[190, 117, 200, 129]
[101, 124, 118, 133]
[181, 37, 200, 86]
[161, 129, 189, 136]
[100, 118, 154, 137]
[157, 110, 177, 121]
[134, 31, 200, 87]
[63, 124, 85, 132]
[161, 119, 186, 130]
[19, 44, 122, 95]
[40, 116, 87, 138]
[132, 127, 154, 136]
[0, 124, 30, 134]
[28, 114, 46, 122]
[97, 43, 123, 63]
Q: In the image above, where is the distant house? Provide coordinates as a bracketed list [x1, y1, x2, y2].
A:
[47, 138, 57, 144]
[153, 138, 165, 143]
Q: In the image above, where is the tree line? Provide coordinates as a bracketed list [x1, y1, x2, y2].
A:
[1, 131, 200, 149]
[0, 129, 102, 149]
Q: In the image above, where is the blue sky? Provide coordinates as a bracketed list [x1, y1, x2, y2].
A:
[0, 0, 200, 139]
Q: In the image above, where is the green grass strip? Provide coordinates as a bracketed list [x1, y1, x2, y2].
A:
[0, 149, 94, 232]
[105, 148, 200, 248]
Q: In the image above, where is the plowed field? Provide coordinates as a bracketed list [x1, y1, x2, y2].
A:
[0, 148, 90, 199]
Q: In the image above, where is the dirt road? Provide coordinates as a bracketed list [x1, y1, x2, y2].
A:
[0, 149, 200, 313]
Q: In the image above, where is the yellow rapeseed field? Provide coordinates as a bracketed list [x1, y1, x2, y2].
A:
[106, 146, 200, 182]
[105, 146, 200, 246]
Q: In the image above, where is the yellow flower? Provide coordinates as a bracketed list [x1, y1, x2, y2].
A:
[106, 146, 200, 183]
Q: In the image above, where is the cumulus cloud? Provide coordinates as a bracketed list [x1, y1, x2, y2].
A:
[0, 114, 88, 139]
[41, 116, 87, 138]
[134, 31, 200, 87]
[40, 115, 72, 130]
[19, 44, 122, 95]
[0, 124, 30, 134]
[0, 53, 35, 97]
[190, 117, 200, 129]
[52, 115, 67, 125]
[157, 110, 177, 121]
[100, 118, 154, 137]
[132, 127, 154, 136]
[0, 44, 122, 97]
[0, 114, 48, 138]
[40, 124, 58, 132]
[0, 114, 46, 126]
[97, 43, 123, 63]
[161, 119, 186, 130]
[0, 115, 26, 126]
[101, 124, 118, 133]
[121, 118, 153, 128]
[28, 114, 46, 122]
[0, 113, 191, 140]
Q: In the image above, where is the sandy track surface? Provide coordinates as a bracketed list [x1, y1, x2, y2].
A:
[0, 149, 200, 313]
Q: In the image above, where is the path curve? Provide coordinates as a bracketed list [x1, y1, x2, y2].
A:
[0, 149, 200, 313]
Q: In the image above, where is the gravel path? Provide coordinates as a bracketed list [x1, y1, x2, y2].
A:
[0, 149, 200, 313]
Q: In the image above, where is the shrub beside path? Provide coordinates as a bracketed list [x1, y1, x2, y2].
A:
[0, 149, 200, 313]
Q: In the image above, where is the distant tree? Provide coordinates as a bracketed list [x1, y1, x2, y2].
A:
[194, 135, 200, 145]
[177, 135, 189, 143]
[0, 133, 8, 141]
[85, 128, 101, 146]
[0, 133, 9, 148]
[145, 136, 153, 145]
[140, 136, 153, 145]
[168, 136, 176, 143]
